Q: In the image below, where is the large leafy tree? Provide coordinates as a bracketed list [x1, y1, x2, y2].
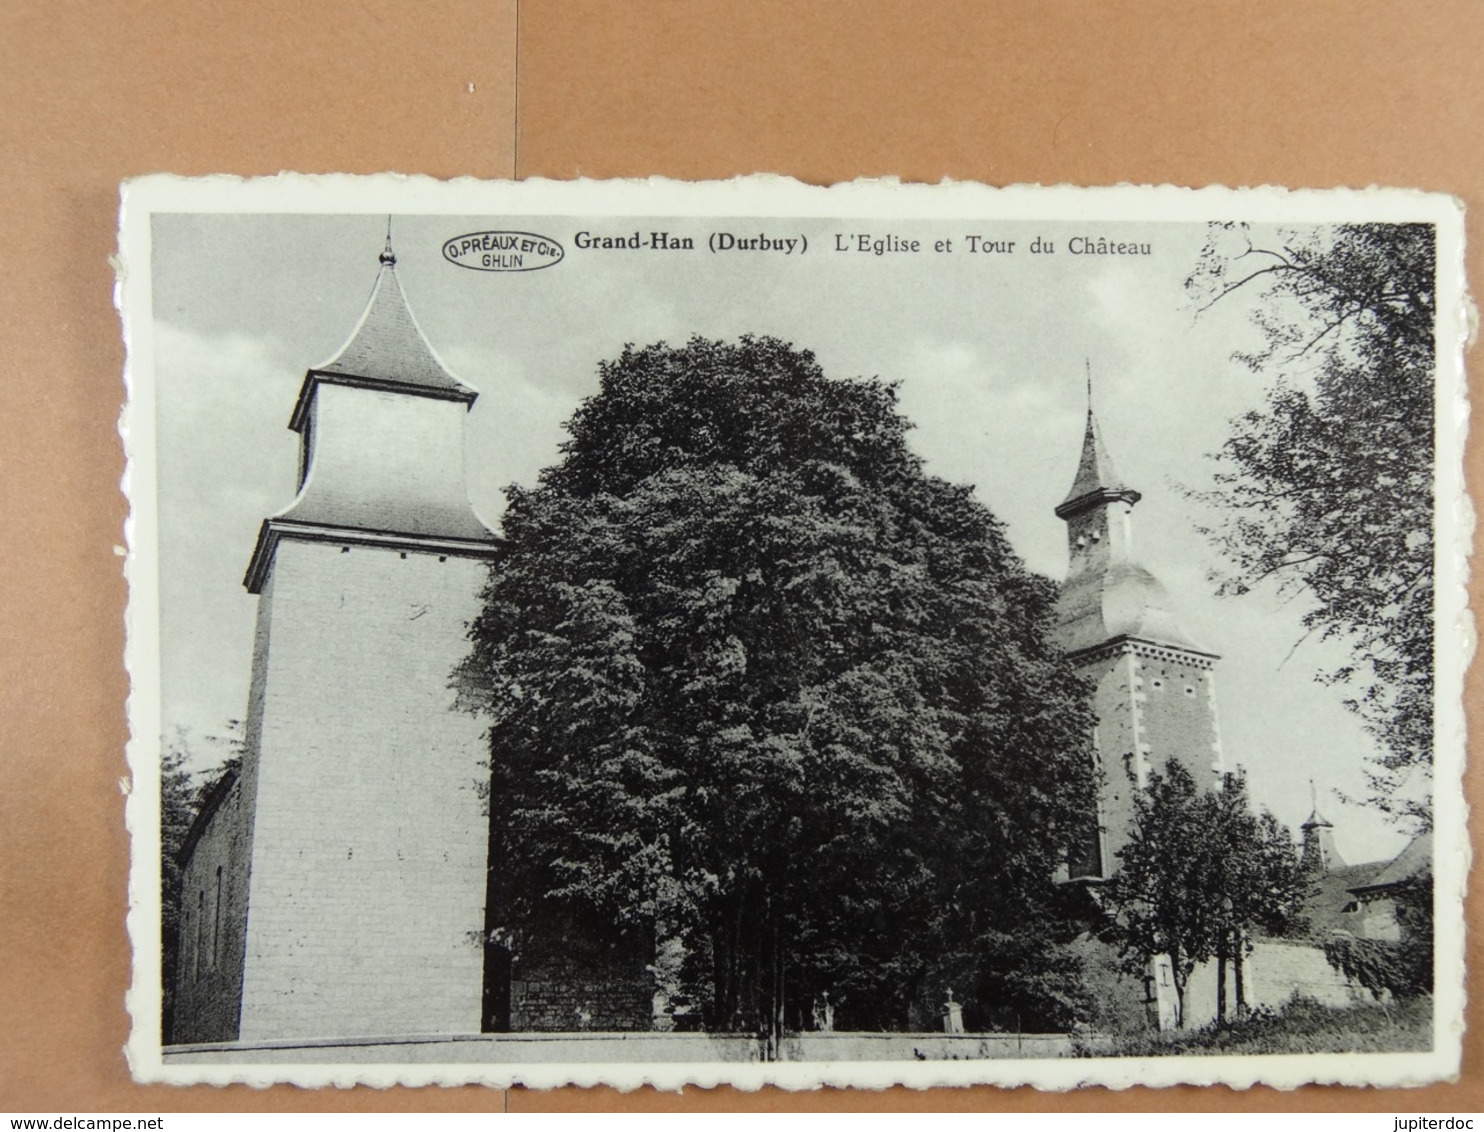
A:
[1203, 771, 1309, 1023]
[463, 336, 1098, 1040]
[1187, 223, 1436, 822]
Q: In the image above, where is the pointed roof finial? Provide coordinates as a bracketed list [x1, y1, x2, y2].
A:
[1302, 781, 1333, 829]
[379, 216, 396, 267]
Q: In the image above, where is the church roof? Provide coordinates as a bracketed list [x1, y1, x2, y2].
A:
[289, 252, 475, 431]
[1055, 404, 1142, 519]
[1052, 388, 1212, 658]
[177, 764, 241, 867]
[245, 239, 498, 586]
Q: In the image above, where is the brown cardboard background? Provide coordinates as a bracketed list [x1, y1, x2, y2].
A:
[1, 0, 1480, 1113]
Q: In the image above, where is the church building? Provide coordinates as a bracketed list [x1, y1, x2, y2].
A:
[171, 238, 500, 1043]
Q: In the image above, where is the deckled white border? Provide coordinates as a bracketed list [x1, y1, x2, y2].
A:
[118, 174, 1472, 1091]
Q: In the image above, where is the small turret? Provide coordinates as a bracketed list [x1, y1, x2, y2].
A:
[1301, 782, 1346, 873]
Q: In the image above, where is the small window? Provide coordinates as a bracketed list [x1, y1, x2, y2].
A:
[1150, 678, 1164, 690]
[1184, 685, 1196, 697]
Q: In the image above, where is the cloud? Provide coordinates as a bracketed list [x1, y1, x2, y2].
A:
[150, 322, 302, 748]
[896, 336, 1079, 578]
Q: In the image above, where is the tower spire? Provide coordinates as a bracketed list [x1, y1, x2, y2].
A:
[380, 216, 397, 267]
[290, 225, 470, 420]
[1056, 365, 1141, 520]
[1303, 781, 1333, 829]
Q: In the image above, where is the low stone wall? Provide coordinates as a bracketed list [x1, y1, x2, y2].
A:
[509, 969, 652, 1033]
[1183, 939, 1363, 1028]
[782, 1033, 1078, 1061]
[164, 1030, 1080, 1064]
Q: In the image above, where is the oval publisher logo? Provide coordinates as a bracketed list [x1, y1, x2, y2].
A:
[442, 231, 565, 272]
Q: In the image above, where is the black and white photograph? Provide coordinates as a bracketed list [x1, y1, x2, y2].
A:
[119, 177, 1468, 1090]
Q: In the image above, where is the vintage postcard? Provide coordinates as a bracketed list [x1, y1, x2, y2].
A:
[118, 175, 1469, 1090]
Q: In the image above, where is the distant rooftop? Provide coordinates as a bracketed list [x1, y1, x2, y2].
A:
[1352, 830, 1433, 895]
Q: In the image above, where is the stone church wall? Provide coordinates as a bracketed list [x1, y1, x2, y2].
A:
[491, 910, 655, 1033]
[1067, 933, 1158, 1034]
[509, 961, 654, 1032]
[1079, 650, 1138, 877]
[1074, 643, 1222, 879]
[172, 776, 251, 1044]
[235, 538, 490, 1040]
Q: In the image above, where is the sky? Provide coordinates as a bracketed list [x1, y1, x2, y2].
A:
[144, 208, 1418, 864]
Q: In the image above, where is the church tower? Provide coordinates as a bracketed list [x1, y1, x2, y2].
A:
[1052, 387, 1224, 881]
[204, 235, 500, 1041]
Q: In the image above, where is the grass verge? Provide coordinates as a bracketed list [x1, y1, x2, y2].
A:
[1080, 994, 1432, 1057]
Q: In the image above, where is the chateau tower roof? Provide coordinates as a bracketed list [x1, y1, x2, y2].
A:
[1055, 396, 1142, 520]
[1055, 561, 1210, 656]
[1350, 830, 1432, 895]
[1052, 384, 1212, 658]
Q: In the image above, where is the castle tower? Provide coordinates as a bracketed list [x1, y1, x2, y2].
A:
[1300, 785, 1346, 873]
[1052, 388, 1224, 881]
[186, 235, 500, 1042]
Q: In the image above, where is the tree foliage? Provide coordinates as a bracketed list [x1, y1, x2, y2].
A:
[1324, 874, 1434, 1000]
[1186, 223, 1436, 821]
[463, 336, 1099, 1037]
[1107, 762, 1307, 1027]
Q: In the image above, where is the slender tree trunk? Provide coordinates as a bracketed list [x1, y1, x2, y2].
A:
[1216, 939, 1227, 1026]
[1233, 929, 1246, 1019]
[769, 918, 784, 1061]
[1171, 944, 1185, 1029]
